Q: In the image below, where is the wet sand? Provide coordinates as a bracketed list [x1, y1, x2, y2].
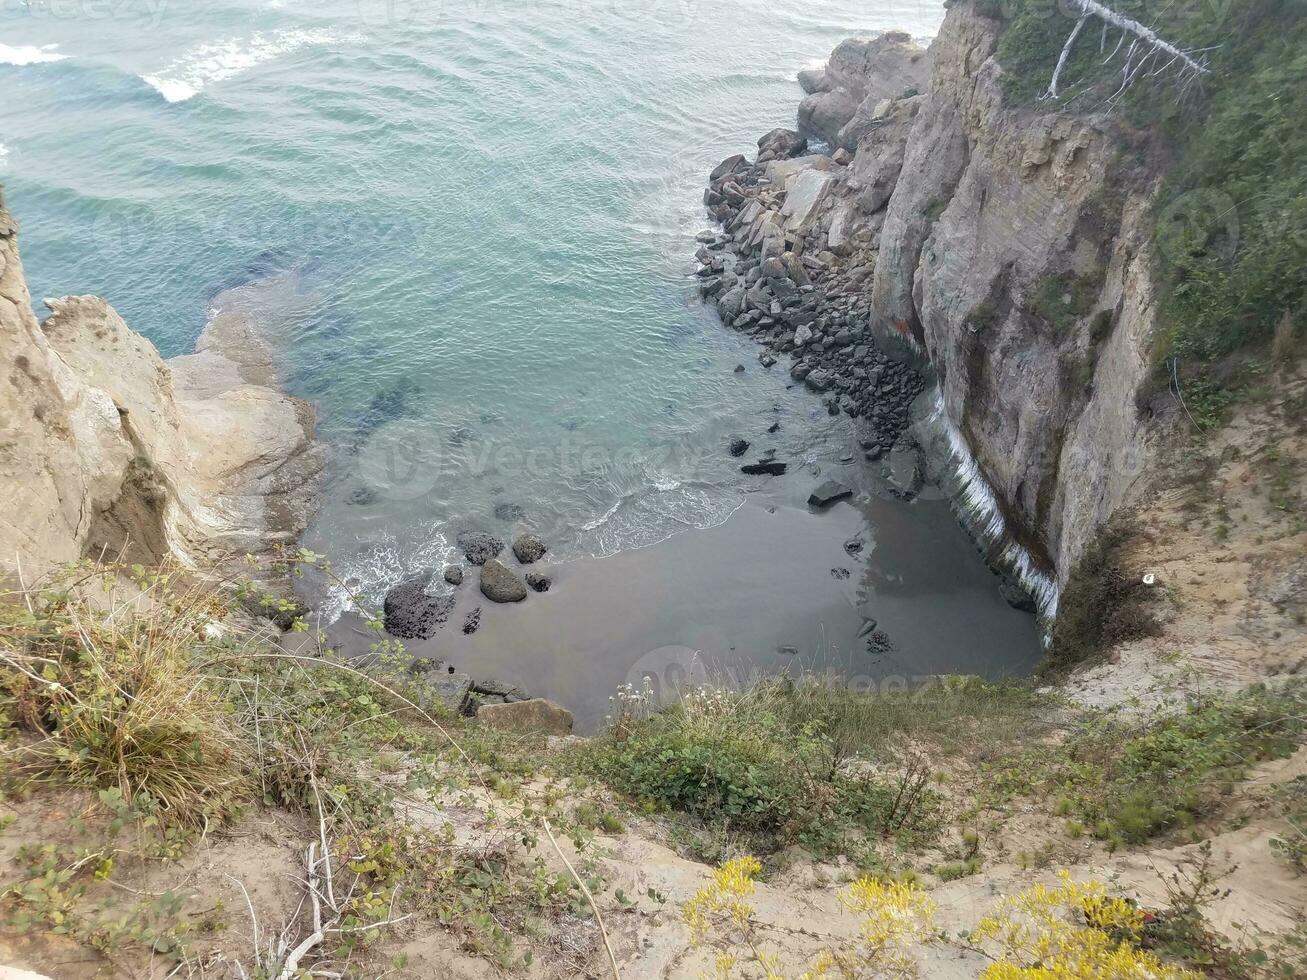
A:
[325, 453, 1043, 731]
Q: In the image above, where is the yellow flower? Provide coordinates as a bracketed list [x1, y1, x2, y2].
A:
[973, 872, 1200, 980]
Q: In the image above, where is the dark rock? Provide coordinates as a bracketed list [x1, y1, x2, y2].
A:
[462, 607, 481, 634]
[767, 422, 781, 433]
[480, 559, 528, 603]
[458, 531, 504, 566]
[493, 502, 525, 522]
[759, 353, 777, 368]
[857, 618, 879, 638]
[717, 285, 746, 320]
[998, 576, 1039, 614]
[866, 630, 894, 656]
[472, 678, 530, 702]
[346, 486, 377, 506]
[756, 127, 807, 160]
[444, 565, 464, 586]
[728, 437, 751, 458]
[425, 672, 473, 714]
[512, 532, 547, 564]
[734, 364, 745, 373]
[741, 460, 788, 476]
[525, 571, 551, 593]
[808, 480, 853, 508]
[844, 537, 864, 555]
[804, 369, 835, 392]
[710, 154, 748, 182]
[831, 567, 851, 580]
[383, 576, 455, 639]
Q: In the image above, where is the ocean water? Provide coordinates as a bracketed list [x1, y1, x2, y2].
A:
[1, 0, 1041, 712]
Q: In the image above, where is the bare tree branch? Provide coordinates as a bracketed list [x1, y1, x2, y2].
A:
[1042, 0, 1212, 104]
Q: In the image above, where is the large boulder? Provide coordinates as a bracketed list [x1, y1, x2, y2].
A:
[480, 559, 528, 603]
[710, 153, 748, 183]
[756, 127, 807, 162]
[781, 170, 836, 236]
[797, 32, 932, 147]
[797, 67, 833, 94]
[383, 575, 455, 639]
[512, 532, 547, 564]
[477, 698, 574, 736]
[717, 285, 746, 321]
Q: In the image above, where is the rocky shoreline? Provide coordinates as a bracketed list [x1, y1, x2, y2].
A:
[693, 34, 935, 473]
[692, 32, 1053, 616]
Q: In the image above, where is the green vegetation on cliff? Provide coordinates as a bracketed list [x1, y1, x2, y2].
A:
[990, 0, 1307, 398]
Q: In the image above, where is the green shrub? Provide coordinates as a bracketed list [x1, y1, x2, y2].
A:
[990, 0, 1307, 401]
[582, 683, 944, 853]
[1053, 684, 1306, 843]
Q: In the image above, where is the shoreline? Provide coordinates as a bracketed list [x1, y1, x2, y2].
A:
[323, 492, 1043, 732]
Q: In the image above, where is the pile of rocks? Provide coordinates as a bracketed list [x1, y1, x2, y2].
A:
[381, 530, 554, 640]
[695, 33, 934, 458]
[697, 141, 923, 456]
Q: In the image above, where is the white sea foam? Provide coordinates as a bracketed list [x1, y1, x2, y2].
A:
[0, 43, 68, 66]
[142, 28, 352, 103]
[927, 390, 1060, 621]
[0, 144, 9, 170]
[315, 526, 455, 626]
[577, 482, 743, 560]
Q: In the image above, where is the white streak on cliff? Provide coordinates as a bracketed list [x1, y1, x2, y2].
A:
[928, 390, 1060, 621]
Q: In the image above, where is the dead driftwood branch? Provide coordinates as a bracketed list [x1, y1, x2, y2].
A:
[1043, 0, 1214, 103]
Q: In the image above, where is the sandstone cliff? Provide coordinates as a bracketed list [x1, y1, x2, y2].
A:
[699, 2, 1169, 607]
[0, 192, 326, 577]
[866, 1, 1156, 590]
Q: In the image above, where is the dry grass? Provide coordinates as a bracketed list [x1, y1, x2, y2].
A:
[0, 562, 248, 828]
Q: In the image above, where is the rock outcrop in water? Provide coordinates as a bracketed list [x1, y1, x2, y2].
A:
[0, 193, 325, 578]
[699, 1, 1161, 604]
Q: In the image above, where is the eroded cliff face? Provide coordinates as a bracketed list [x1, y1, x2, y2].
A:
[697, 2, 1164, 607]
[868, 0, 1157, 585]
[0, 195, 325, 577]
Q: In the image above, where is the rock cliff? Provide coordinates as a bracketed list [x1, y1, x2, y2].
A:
[0, 192, 326, 578]
[698, 1, 1166, 608]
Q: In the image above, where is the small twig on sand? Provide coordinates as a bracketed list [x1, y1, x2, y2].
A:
[541, 816, 621, 980]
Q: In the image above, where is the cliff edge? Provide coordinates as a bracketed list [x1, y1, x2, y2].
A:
[0, 193, 326, 576]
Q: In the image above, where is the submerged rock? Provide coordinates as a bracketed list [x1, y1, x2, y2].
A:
[728, 437, 751, 458]
[480, 559, 528, 603]
[808, 480, 853, 508]
[741, 460, 788, 476]
[493, 501, 525, 521]
[462, 607, 481, 634]
[444, 565, 464, 586]
[525, 571, 551, 593]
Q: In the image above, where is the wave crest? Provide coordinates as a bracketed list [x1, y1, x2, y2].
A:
[142, 28, 355, 103]
[0, 43, 68, 66]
